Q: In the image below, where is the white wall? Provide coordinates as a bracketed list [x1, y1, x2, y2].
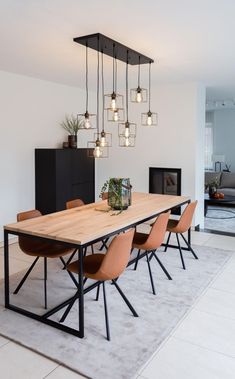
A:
[96, 82, 205, 227]
[213, 109, 235, 172]
[0, 70, 95, 242]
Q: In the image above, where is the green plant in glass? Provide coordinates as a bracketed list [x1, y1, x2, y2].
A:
[100, 178, 131, 212]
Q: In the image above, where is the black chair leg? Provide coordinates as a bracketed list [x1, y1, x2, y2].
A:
[146, 253, 156, 295]
[44, 257, 47, 309]
[13, 256, 40, 294]
[59, 291, 79, 323]
[112, 280, 138, 317]
[99, 238, 109, 251]
[180, 233, 198, 260]
[91, 244, 94, 255]
[63, 249, 77, 268]
[176, 233, 185, 269]
[134, 249, 141, 270]
[102, 282, 110, 341]
[164, 232, 171, 252]
[59, 257, 79, 288]
[95, 282, 100, 301]
[152, 251, 172, 280]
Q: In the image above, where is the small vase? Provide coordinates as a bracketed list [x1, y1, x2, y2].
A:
[209, 186, 217, 198]
[68, 135, 77, 148]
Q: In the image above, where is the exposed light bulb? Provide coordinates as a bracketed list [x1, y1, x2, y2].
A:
[84, 117, 91, 129]
[124, 126, 130, 138]
[113, 110, 119, 121]
[84, 112, 91, 129]
[136, 89, 142, 103]
[124, 137, 130, 147]
[93, 146, 103, 158]
[100, 136, 106, 147]
[147, 115, 152, 126]
[111, 92, 117, 110]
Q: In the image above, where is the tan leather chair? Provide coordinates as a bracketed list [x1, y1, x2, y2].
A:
[164, 201, 198, 269]
[15, 210, 78, 309]
[60, 229, 138, 341]
[66, 198, 85, 209]
[132, 212, 171, 295]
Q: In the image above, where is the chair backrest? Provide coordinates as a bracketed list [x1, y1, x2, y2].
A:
[66, 198, 84, 209]
[144, 211, 170, 250]
[95, 229, 135, 281]
[17, 210, 42, 254]
[102, 192, 108, 200]
[176, 201, 197, 233]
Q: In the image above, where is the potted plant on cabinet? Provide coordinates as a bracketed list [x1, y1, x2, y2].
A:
[61, 114, 83, 148]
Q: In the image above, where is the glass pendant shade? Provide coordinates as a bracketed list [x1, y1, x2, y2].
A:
[118, 121, 136, 137]
[141, 62, 157, 126]
[94, 131, 112, 147]
[104, 92, 124, 110]
[87, 138, 109, 158]
[130, 86, 147, 103]
[107, 108, 125, 122]
[118, 121, 136, 147]
[119, 135, 136, 147]
[141, 110, 158, 126]
[78, 111, 96, 129]
[78, 44, 96, 129]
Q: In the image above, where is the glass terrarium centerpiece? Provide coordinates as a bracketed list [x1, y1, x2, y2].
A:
[100, 178, 132, 211]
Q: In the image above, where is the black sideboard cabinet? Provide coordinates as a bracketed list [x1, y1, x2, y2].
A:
[35, 149, 95, 214]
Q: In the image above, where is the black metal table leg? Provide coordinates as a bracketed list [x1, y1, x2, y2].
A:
[4, 230, 9, 308]
[78, 245, 84, 338]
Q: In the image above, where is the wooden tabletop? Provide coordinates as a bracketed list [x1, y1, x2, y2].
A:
[4, 193, 190, 245]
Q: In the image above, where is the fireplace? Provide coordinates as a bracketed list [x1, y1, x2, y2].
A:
[149, 167, 182, 215]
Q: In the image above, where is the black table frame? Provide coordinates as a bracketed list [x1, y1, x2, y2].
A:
[4, 199, 190, 339]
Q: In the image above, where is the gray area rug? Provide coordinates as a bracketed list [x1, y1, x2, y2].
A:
[205, 205, 235, 233]
[0, 244, 232, 379]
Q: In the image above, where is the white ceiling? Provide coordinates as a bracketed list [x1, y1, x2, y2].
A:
[1, 0, 235, 98]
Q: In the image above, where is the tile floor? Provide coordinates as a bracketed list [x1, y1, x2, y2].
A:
[0, 230, 235, 379]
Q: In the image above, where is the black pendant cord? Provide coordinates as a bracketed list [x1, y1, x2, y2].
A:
[138, 56, 141, 88]
[112, 44, 115, 93]
[149, 62, 151, 112]
[97, 39, 100, 135]
[114, 57, 117, 94]
[126, 51, 129, 122]
[101, 51, 105, 134]
[85, 42, 88, 112]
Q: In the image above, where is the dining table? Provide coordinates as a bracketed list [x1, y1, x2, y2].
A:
[4, 192, 190, 338]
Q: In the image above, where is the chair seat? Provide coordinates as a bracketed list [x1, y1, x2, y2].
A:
[20, 239, 73, 258]
[132, 232, 149, 249]
[68, 254, 104, 277]
[166, 219, 179, 232]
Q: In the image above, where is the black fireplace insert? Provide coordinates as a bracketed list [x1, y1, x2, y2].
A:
[149, 167, 182, 215]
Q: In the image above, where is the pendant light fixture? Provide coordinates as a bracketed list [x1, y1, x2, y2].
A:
[78, 42, 96, 129]
[88, 40, 108, 158]
[119, 51, 136, 147]
[105, 44, 124, 122]
[94, 51, 112, 147]
[141, 62, 158, 126]
[130, 56, 147, 103]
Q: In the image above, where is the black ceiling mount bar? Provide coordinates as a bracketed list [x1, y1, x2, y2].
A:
[73, 33, 154, 65]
